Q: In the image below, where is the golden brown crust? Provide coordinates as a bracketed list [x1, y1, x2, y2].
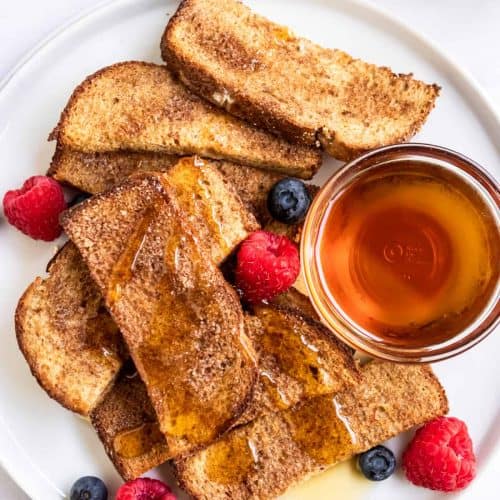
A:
[162, 0, 440, 161]
[175, 362, 448, 499]
[49, 145, 285, 225]
[62, 169, 258, 456]
[15, 243, 125, 416]
[49, 61, 321, 177]
[90, 366, 171, 480]
[214, 161, 285, 225]
[48, 145, 180, 194]
[235, 305, 360, 426]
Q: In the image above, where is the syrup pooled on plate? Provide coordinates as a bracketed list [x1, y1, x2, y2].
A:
[319, 162, 499, 347]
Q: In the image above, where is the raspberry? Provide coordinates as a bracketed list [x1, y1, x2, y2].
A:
[403, 416, 476, 492]
[235, 230, 300, 303]
[3, 176, 66, 241]
[115, 478, 176, 500]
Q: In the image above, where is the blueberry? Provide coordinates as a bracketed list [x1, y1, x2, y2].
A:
[267, 178, 311, 224]
[70, 476, 108, 500]
[358, 445, 396, 481]
[69, 192, 91, 207]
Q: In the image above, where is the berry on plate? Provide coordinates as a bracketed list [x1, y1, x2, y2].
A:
[403, 416, 476, 492]
[267, 178, 311, 224]
[3, 175, 66, 241]
[358, 445, 396, 481]
[115, 478, 176, 500]
[235, 230, 300, 303]
[70, 476, 108, 500]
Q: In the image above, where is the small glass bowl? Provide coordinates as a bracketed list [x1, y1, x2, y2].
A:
[301, 143, 500, 363]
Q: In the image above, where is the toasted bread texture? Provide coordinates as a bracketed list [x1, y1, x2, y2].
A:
[175, 361, 448, 499]
[236, 305, 359, 426]
[48, 146, 284, 224]
[162, 0, 440, 160]
[62, 169, 257, 456]
[270, 287, 319, 322]
[15, 242, 125, 416]
[49, 62, 321, 178]
[88, 292, 341, 479]
[165, 158, 258, 265]
[215, 161, 284, 224]
[49, 146, 179, 194]
[90, 365, 171, 480]
[18, 158, 258, 419]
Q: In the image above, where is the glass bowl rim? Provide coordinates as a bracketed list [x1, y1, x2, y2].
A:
[300, 142, 500, 363]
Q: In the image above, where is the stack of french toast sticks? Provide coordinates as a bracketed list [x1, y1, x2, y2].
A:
[16, 0, 448, 498]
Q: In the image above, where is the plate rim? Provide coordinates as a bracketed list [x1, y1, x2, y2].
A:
[0, 0, 499, 498]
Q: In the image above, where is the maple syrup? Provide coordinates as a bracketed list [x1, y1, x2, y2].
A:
[113, 422, 165, 459]
[282, 459, 370, 500]
[205, 433, 258, 484]
[107, 202, 160, 307]
[255, 306, 337, 405]
[317, 161, 499, 348]
[84, 305, 125, 364]
[259, 369, 290, 409]
[166, 158, 233, 263]
[203, 394, 357, 485]
[283, 395, 356, 465]
[106, 170, 255, 449]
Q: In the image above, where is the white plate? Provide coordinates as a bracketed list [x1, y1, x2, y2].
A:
[0, 0, 499, 499]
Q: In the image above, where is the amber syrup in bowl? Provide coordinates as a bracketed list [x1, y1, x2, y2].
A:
[302, 144, 500, 362]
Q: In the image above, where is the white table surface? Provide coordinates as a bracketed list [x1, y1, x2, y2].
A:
[0, 1, 499, 499]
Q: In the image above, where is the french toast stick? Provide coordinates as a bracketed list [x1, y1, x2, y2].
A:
[90, 364, 170, 481]
[48, 146, 179, 195]
[18, 155, 308, 421]
[48, 146, 285, 225]
[89, 297, 358, 479]
[15, 242, 126, 416]
[236, 306, 359, 426]
[62, 168, 257, 456]
[175, 361, 448, 500]
[49, 62, 321, 178]
[17, 158, 258, 417]
[270, 287, 319, 322]
[162, 0, 440, 160]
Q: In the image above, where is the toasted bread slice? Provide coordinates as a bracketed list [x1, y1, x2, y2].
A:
[15, 242, 126, 416]
[88, 293, 352, 478]
[175, 361, 448, 499]
[62, 168, 257, 456]
[49, 62, 321, 178]
[162, 0, 440, 160]
[49, 146, 284, 224]
[236, 306, 359, 426]
[90, 364, 171, 481]
[17, 158, 258, 418]
[215, 161, 284, 225]
[49, 146, 179, 194]
[270, 288, 319, 322]
[49, 146, 285, 224]
[166, 158, 258, 265]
